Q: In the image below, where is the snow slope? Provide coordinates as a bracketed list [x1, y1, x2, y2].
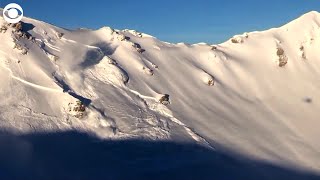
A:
[1, 10, 320, 177]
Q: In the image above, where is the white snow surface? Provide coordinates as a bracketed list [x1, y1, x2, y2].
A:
[1, 10, 320, 174]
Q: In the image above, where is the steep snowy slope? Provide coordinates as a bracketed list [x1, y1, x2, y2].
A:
[1, 10, 320, 177]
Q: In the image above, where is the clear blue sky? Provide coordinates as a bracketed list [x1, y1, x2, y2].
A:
[1, 0, 319, 43]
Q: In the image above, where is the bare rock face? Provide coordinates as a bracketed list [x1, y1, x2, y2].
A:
[123, 29, 143, 37]
[57, 32, 64, 39]
[151, 63, 158, 69]
[13, 40, 28, 55]
[231, 36, 244, 43]
[207, 78, 214, 86]
[199, 70, 215, 86]
[137, 48, 145, 53]
[158, 94, 170, 105]
[131, 42, 145, 53]
[300, 45, 307, 59]
[117, 34, 129, 41]
[68, 100, 86, 119]
[142, 66, 154, 76]
[47, 52, 60, 62]
[106, 56, 117, 65]
[0, 24, 8, 33]
[131, 42, 141, 49]
[276, 47, 288, 67]
[21, 48, 28, 55]
[12, 22, 23, 32]
[211, 45, 217, 50]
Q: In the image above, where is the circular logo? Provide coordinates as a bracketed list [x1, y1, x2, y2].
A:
[3, 3, 24, 23]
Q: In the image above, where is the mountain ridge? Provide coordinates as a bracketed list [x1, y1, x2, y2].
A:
[0, 10, 320, 177]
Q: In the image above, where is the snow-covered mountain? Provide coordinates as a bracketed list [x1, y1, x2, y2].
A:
[1, 9, 320, 179]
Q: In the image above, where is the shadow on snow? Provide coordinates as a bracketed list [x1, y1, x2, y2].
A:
[0, 131, 319, 180]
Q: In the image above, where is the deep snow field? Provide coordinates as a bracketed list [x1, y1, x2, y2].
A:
[0, 9, 320, 180]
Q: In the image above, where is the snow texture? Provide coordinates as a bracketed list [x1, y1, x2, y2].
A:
[1, 10, 320, 179]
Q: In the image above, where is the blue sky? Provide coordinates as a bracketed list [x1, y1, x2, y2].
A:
[1, 0, 319, 43]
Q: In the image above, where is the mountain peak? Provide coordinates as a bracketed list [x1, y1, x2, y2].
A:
[292, 10, 320, 25]
[303, 10, 320, 16]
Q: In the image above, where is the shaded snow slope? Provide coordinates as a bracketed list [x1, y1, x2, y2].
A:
[1, 11, 320, 177]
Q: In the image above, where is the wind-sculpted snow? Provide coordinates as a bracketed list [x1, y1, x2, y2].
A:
[0, 11, 320, 179]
